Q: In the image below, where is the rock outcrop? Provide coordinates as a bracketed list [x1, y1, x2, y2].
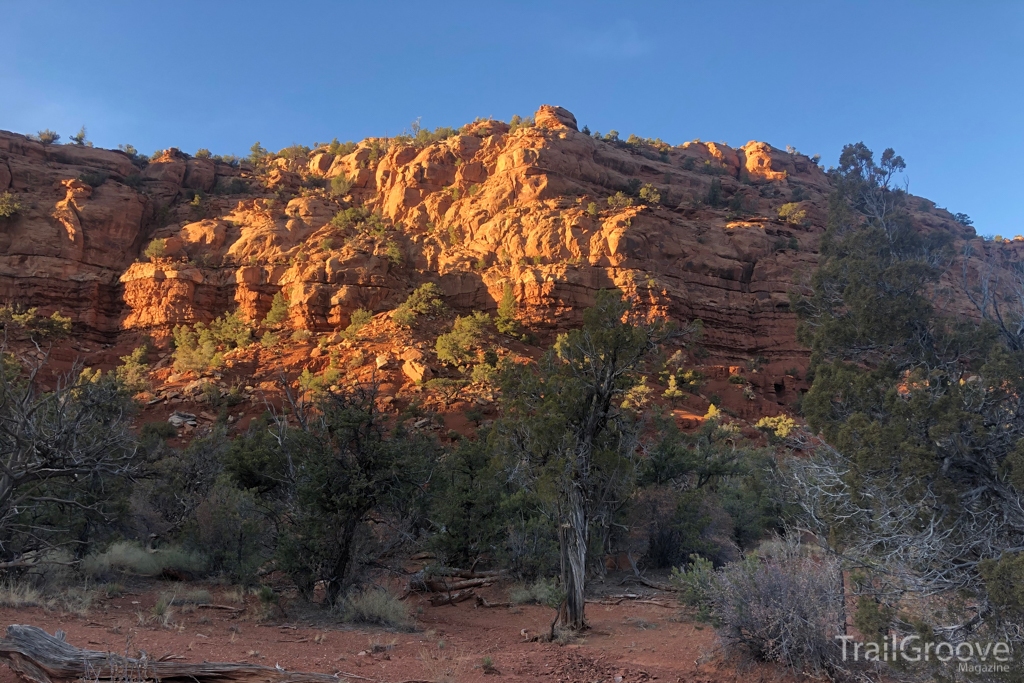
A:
[0, 106, 997, 368]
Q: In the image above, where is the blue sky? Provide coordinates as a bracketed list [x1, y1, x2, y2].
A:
[2, 1, 1021, 236]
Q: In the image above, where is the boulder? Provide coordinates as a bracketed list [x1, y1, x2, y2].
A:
[402, 359, 432, 384]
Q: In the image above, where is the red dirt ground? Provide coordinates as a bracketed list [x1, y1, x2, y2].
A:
[0, 580, 800, 683]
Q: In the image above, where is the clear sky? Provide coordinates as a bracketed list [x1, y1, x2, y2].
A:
[2, 1, 1021, 236]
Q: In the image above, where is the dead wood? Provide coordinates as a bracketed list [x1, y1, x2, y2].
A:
[473, 596, 511, 608]
[428, 589, 476, 606]
[620, 574, 677, 592]
[0, 625, 339, 683]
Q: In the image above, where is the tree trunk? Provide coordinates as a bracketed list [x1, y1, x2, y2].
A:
[325, 517, 359, 606]
[0, 625, 338, 683]
[557, 483, 589, 632]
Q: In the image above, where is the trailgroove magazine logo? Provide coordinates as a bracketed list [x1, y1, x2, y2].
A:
[836, 635, 1014, 674]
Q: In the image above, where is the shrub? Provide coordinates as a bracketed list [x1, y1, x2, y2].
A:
[586, 202, 599, 217]
[188, 476, 271, 584]
[342, 589, 411, 629]
[952, 212, 973, 227]
[495, 283, 518, 335]
[330, 175, 352, 196]
[291, 329, 312, 342]
[508, 114, 534, 133]
[639, 183, 661, 205]
[328, 139, 358, 156]
[709, 541, 845, 677]
[172, 312, 253, 372]
[509, 578, 563, 608]
[82, 541, 206, 578]
[670, 555, 715, 619]
[0, 306, 71, 338]
[260, 331, 279, 347]
[425, 378, 468, 406]
[114, 346, 150, 393]
[470, 361, 498, 385]
[70, 126, 88, 146]
[248, 142, 270, 165]
[435, 312, 489, 366]
[778, 203, 807, 225]
[705, 178, 722, 207]
[344, 308, 373, 339]
[263, 291, 289, 326]
[662, 374, 685, 400]
[0, 192, 21, 219]
[36, 129, 60, 145]
[194, 148, 211, 159]
[383, 240, 402, 265]
[212, 177, 248, 194]
[393, 283, 446, 328]
[754, 415, 797, 439]
[144, 238, 166, 260]
[606, 191, 634, 209]
[78, 170, 108, 187]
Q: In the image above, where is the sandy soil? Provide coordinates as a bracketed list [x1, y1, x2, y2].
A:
[0, 580, 799, 683]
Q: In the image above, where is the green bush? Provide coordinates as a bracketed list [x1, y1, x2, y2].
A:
[0, 192, 20, 219]
[495, 283, 518, 335]
[328, 139, 358, 156]
[509, 578, 564, 608]
[425, 378, 468, 406]
[0, 306, 71, 338]
[606, 191, 633, 209]
[383, 240, 402, 265]
[670, 555, 715, 619]
[172, 311, 253, 372]
[508, 115, 534, 133]
[78, 171, 108, 188]
[344, 308, 373, 339]
[330, 175, 352, 196]
[144, 239, 166, 260]
[639, 183, 661, 205]
[435, 312, 489, 366]
[188, 476, 271, 584]
[114, 346, 150, 393]
[263, 291, 289, 327]
[393, 283, 446, 328]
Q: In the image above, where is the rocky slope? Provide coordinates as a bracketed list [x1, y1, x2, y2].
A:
[0, 105, 1011, 434]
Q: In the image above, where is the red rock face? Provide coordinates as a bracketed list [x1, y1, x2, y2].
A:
[0, 107, 1000, 363]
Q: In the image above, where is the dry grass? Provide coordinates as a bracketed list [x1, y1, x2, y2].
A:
[0, 582, 93, 616]
[82, 541, 205, 578]
[342, 589, 411, 630]
[419, 643, 463, 683]
[162, 588, 211, 605]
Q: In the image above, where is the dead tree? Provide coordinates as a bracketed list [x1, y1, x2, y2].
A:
[0, 625, 339, 683]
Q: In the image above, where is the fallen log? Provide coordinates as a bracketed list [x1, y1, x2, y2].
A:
[428, 589, 476, 606]
[424, 577, 492, 592]
[0, 625, 340, 683]
[474, 596, 511, 609]
[620, 575, 677, 592]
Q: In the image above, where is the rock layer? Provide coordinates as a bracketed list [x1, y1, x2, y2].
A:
[0, 107, 999, 364]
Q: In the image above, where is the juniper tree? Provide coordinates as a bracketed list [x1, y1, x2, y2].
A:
[791, 143, 1024, 641]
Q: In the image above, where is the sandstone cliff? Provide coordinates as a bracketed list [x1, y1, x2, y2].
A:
[0, 105, 1012, 434]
